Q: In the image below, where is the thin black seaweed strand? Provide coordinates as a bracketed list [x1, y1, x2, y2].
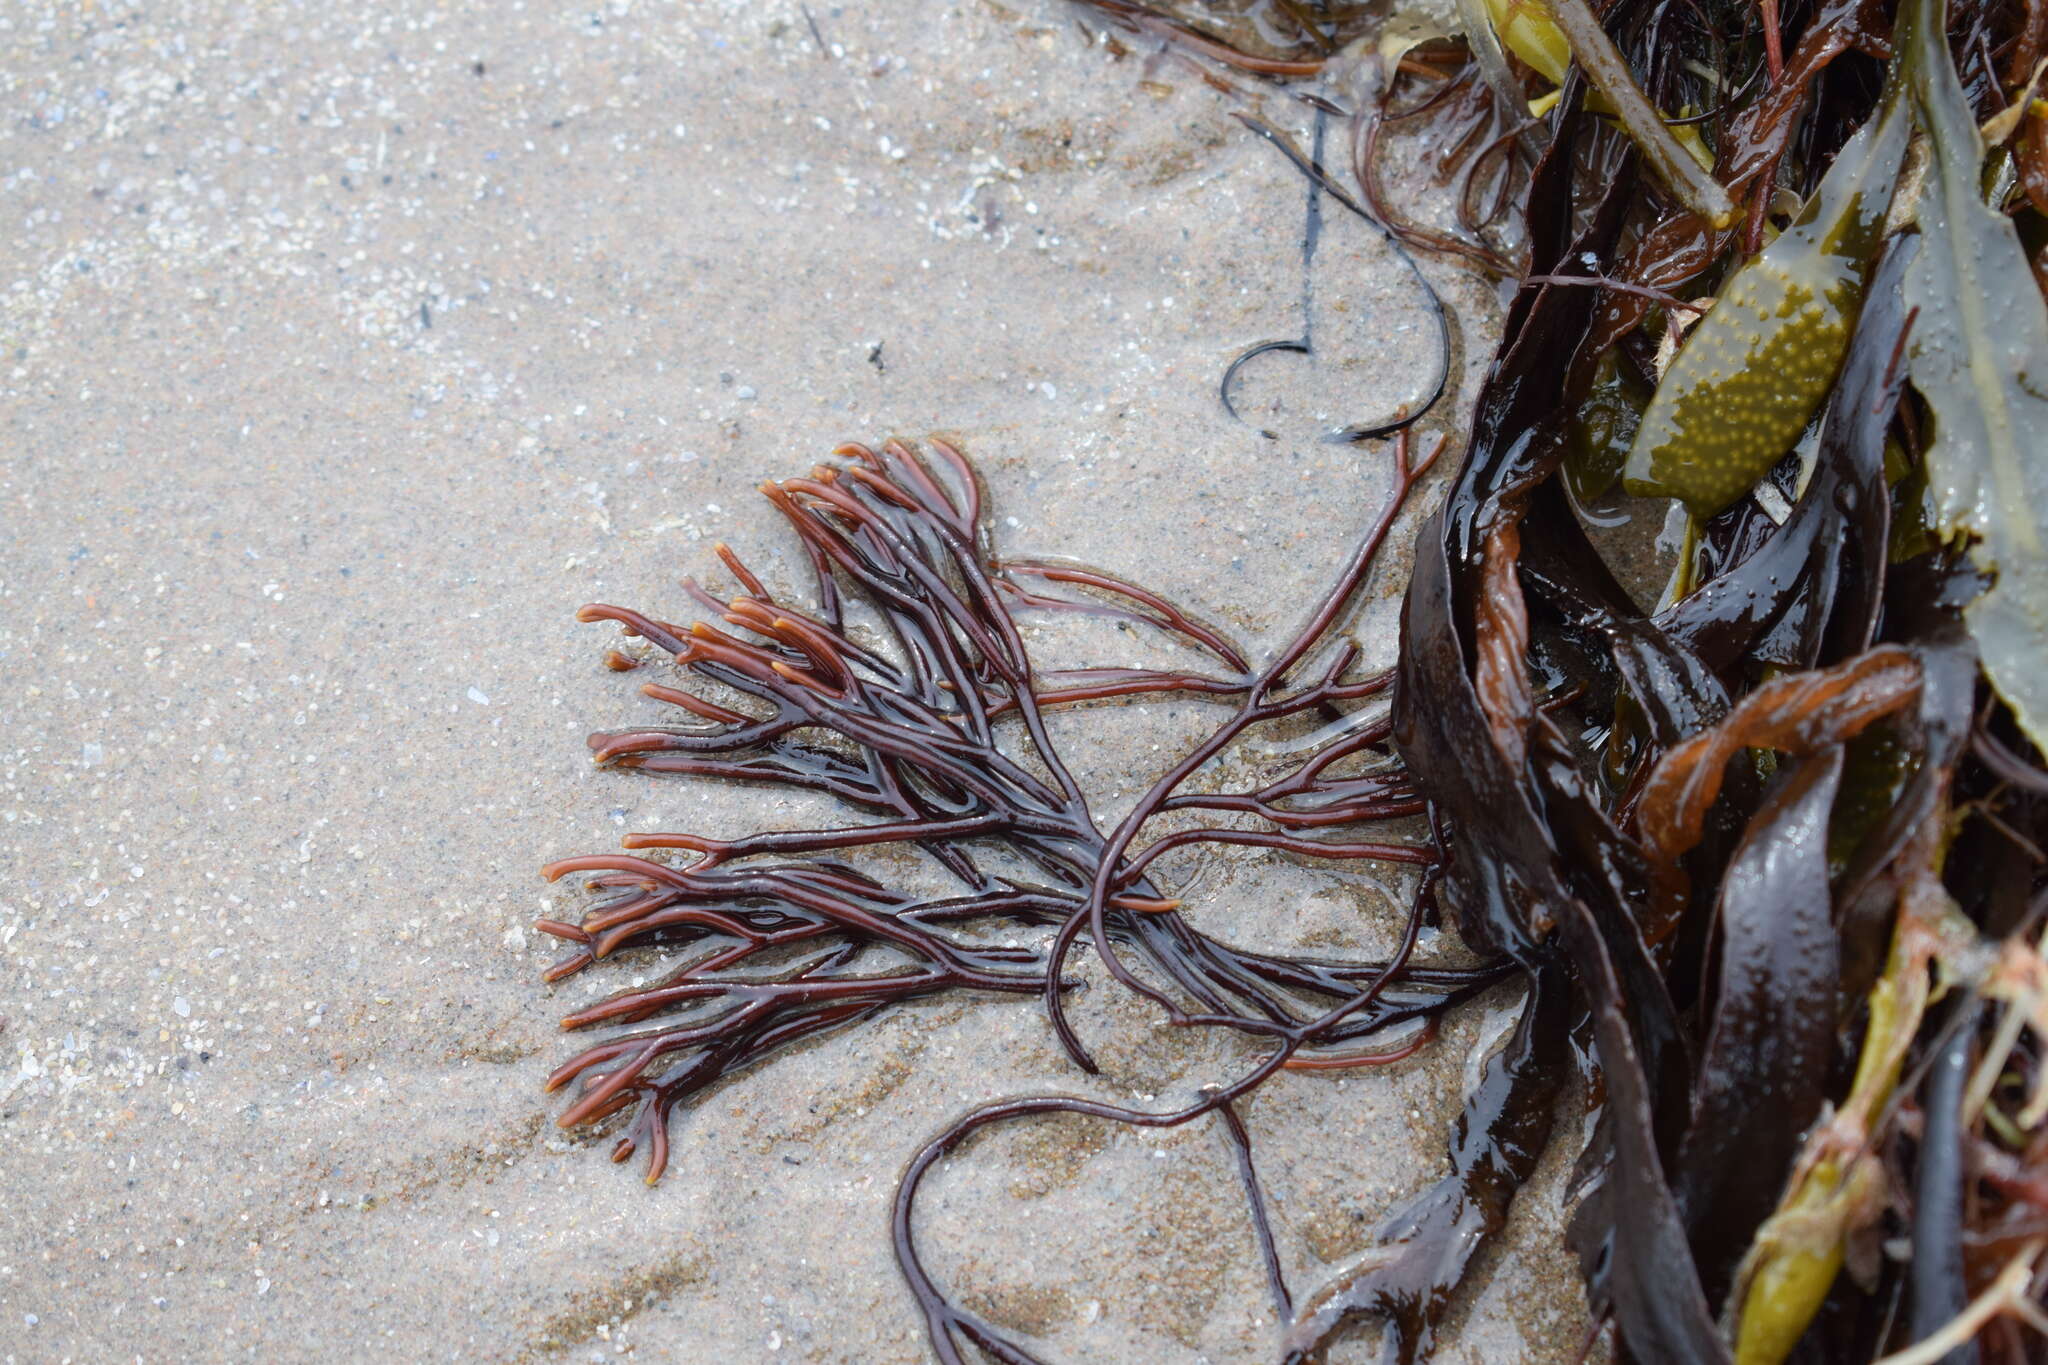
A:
[1222, 111, 1453, 442]
[1219, 90, 1460, 442]
[894, 867, 1442, 1365]
[1220, 337, 1311, 440]
[1040, 427, 1450, 1072]
[891, 1049, 1296, 1365]
[1218, 1099, 1295, 1322]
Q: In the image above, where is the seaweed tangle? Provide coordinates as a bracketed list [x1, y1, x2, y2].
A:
[536, 0, 2048, 1357]
[540, 436, 1500, 1199]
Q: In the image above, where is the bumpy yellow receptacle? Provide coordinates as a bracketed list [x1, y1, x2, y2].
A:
[1622, 67, 1909, 516]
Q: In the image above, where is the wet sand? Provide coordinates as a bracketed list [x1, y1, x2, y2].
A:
[0, 2, 1588, 1360]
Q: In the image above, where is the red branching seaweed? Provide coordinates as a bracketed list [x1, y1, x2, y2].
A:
[540, 436, 1488, 1206]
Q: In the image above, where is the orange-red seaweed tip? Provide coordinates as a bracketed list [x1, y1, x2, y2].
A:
[1281, 1020, 1438, 1070]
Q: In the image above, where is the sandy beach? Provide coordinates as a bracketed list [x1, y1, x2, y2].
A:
[0, 2, 1590, 1360]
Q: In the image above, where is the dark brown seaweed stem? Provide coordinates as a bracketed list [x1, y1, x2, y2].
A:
[1523, 274, 1710, 312]
[1910, 997, 1981, 1359]
[1973, 723, 2048, 796]
[1355, 65, 1522, 278]
[1758, 0, 1787, 81]
[1383, 57, 1487, 126]
[1546, 0, 1738, 227]
[995, 559, 1252, 673]
[1218, 1098, 1295, 1320]
[1045, 429, 1447, 1063]
[1261, 863, 1435, 1055]
[894, 863, 1453, 1365]
[1457, 117, 1538, 235]
[1013, 667, 1253, 711]
[1162, 786, 1427, 829]
[618, 813, 1013, 866]
[1112, 826, 1434, 885]
[892, 1048, 1297, 1365]
[1069, 0, 1327, 76]
[1279, 1016, 1437, 1068]
[1272, 0, 1337, 55]
[1157, 704, 1421, 829]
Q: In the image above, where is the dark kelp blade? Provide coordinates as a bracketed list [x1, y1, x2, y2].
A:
[1898, 0, 2048, 756]
[1725, 806, 1971, 1365]
[1674, 749, 1844, 1303]
[1285, 974, 1566, 1364]
[1550, 874, 1732, 1362]
[1394, 103, 1631, 961]
[1392, 100, 1735, 1361]
[1833, 566, 1980, 995]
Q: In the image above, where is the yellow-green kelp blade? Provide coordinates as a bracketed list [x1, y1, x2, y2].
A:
[1898, 0, 2048, 755]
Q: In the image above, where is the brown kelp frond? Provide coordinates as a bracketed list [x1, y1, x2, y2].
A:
[543, 436, 1479, 1189]
[1287, 971, 1567, 1363]
[1638, 645, 1923, 872]
[1382, 0, 2048, 1351]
